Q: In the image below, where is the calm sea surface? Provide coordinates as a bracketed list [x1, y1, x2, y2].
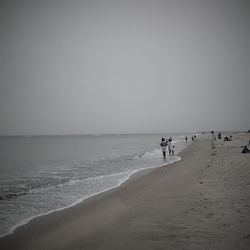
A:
[0, 134, 189, 237]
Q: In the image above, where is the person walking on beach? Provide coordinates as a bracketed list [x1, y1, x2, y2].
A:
[185, 136, 188, 143]
[211, 131, 216, 149]
[171, 142, 175, 155]
[168, 139, 174, 155]
[160, 138, 167, 159]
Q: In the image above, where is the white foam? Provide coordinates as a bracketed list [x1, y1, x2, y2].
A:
[1, 156, 182, 239]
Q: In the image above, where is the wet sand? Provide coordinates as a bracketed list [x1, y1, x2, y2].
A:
[0, 133, 250, 250]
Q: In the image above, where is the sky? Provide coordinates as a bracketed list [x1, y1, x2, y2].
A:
[1, 0, 249, 135]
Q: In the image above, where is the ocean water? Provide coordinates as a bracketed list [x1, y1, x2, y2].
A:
[0, 134, 189, 237]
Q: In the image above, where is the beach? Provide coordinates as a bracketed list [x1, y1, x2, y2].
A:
[0, 133, 250, 250]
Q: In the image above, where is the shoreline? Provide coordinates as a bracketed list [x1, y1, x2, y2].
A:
[1, 133, 249, 249]
[1, 149, 184, 239]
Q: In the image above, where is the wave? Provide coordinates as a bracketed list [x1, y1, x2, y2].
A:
[0, 171, 132, 202]
[1, 156, 181, 239]
[0, 147, 175, 203]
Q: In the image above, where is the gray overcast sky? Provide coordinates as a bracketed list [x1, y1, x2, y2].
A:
[1, 0, 249, 135]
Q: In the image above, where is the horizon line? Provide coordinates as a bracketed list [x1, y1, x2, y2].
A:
[0, 130, 246, 137]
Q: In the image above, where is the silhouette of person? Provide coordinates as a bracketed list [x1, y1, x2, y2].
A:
[211, 131, 216, 149]
[242, 146, 250, 153]
[160, 138, 167, 158]
[168, 139, 174, 155]
[169, 140, 175, 155]
[218, 132, 222, 139]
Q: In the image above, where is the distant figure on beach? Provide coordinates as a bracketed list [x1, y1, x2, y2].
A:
[185, 136, 188, 143]
[191, 136, 194, 142]
[242, 146, 250, 154]
[211, 131, 216, 149]
[224, 136, 232, 141]
[160, 138, 167, 158]
[218, 132, 222, 139]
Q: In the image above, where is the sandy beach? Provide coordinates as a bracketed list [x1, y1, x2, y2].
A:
[0, 133, 250, 250]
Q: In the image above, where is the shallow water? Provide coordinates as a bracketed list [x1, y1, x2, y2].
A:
[0, 134, 189, 237]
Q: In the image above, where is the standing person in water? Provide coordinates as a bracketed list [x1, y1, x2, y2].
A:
[160, 138, 167, 159]
[170, 140, 175, 155]
[168, 139, 174, 155]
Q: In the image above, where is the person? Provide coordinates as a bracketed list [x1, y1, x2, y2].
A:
[218, 132, 222, 139]
[160, 138, 167, 158]
[224, 135, 232, 141]
[170, 142, 175, 155]
[242, 146, 250, 154]
[185, 136, 188, 143]
[168, 139, 174, 155]
[211, 131, 216, 149]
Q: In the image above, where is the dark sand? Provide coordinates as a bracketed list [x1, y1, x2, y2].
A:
[0, 133, 250, 250]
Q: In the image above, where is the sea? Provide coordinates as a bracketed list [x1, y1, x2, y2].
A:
[0, 133, 190, 237]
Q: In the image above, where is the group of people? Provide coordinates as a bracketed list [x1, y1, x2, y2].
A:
[210, 131, 226, 148]
[211, 130, 250, 154]
[160, 137, 175, 158]
[160, 131, 249, 158]
[185, 135, 197, 143]
[211, 131, 226, 148]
